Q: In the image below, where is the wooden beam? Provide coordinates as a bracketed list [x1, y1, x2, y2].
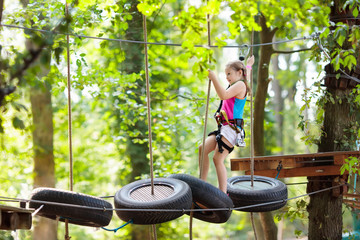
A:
[231, 151, 360, 172]
[344, 193, 360, 199]
[243, 165, 342, 178]
[343, 199, 360, 207]
[0, 205, 33, 230]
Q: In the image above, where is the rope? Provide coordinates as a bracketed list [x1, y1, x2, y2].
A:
[0, 23, 318, 49]
[64, 2, 73, 239]
[142, 15, 154, 196]
[65, 1, 73, 193]
[101, 219, 133, 233]
[249, 30, 255, 187]
[250, 212, 258, 240]
[195, 8, 212, 240]
[199, 6, 212, 181]
[152, 224, 157, 240]
[248, 28, 257, 240]
[143, 14, 157, 239]
[0, 183, 346, 213]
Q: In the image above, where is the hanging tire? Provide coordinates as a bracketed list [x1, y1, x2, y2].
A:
[227, 175, 287, 212]
[29, 188, 113, 227]
[114, 178, 192, 225]
[168, 174, 233, 224]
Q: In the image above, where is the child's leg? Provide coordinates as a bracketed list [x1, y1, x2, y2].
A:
[198, 135, 216, 181]
[213, 137, 232, 193]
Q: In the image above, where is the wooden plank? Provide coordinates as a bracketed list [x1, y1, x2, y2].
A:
[231, 158, 297, 171]
[231, 151, 360, 172]
[343, 199, 360, 207]
[231, 151, 360, 162]
[243, 165, 342, 178]
[0, 205, 33, 230]
[344, 193, 360, 199]
[0, 205, 33, 214]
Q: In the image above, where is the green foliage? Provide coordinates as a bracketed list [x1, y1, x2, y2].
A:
[341, 156, 360, 175]
[1, 0, 359, 239]
[313, 1, 360, 72]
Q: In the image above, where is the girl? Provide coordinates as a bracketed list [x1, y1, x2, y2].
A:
[199, 56, 255, 193]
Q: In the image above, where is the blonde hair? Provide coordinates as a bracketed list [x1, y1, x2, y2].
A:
[226, 60, 251, 96]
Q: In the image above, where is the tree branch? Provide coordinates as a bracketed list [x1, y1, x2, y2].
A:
[273, 48, 312, 54]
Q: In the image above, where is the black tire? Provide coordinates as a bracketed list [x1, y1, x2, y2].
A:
[114, 178, 192, 225]
[29, 188, 113, 227]
[168, 174, 233, 224]
[227, 175, 287, 212]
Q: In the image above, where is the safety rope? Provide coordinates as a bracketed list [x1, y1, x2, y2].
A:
[0, 23, 318, 49]
[142, 14, 157, 240]
[194, 8, 212, 240]
[199, 10, 212, 180]
[249, 28, 258, 240]
[101, 219, 133, 233]
[65, 2, 72, 240]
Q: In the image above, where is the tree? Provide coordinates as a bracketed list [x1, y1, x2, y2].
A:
[19, 0, 57, 238]
[307, 0, 360, 239]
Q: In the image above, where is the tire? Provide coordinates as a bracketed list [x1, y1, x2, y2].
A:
[168, 174, 233, 224]
[29, 188, 113, 227]
[114, 178, 192, 225]
[227, 175, 287, 212]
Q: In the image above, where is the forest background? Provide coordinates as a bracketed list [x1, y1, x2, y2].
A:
[1, 0, 360, 239]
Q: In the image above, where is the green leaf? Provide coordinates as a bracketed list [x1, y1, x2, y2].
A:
[76, 59, 82, 67]
[12, 117, 25, 130]
[353, 7, 359, 18]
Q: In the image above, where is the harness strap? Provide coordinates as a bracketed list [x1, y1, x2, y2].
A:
[216, 135, 234, 153]
[220, 110, 240, 133]
[208, 131, 234, 154]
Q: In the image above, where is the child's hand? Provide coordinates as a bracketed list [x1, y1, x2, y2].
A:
[246, 55, 255, 67]
[208, 70, 216, 81]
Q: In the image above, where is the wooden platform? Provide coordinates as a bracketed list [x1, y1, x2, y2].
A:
[0, 204, 33, 230]
[230, 151, 360, 178]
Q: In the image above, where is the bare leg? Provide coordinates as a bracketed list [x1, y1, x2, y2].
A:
[198, 135, 216, 181]
[213, 136, 232, 193]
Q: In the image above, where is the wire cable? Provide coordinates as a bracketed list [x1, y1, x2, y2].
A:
[0, 23, 317, 49]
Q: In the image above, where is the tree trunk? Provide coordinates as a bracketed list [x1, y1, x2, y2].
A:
[30, 86, 57, 240]
[19, 0, 57, 239]
[307, 1, 359, 238]
[120, 2, 151, 239]
[253, 16, 275, 157]
[308, 88, 355, 239]
[253, 15, 278, 240]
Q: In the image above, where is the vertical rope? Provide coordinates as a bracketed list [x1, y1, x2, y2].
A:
[199, 7, 212, 179]
[250, 213, 258, 239]
[194, 7, 212, 240]
[152, 224, 157, 240]
[142, 15, 154, 195]
[143, 14, 157, 239]
[189, 207, 194, 240]
[249, 29, 258, 240]
[250, 29, 254, 187]
[65, 2, 72, 240]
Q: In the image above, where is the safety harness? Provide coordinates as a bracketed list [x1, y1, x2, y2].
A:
[209, 84, 246, 154]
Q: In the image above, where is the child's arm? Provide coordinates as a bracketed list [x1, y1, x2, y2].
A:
[208, 70, 244, 100]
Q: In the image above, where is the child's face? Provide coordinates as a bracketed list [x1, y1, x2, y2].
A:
[225, 67, 242, 85]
